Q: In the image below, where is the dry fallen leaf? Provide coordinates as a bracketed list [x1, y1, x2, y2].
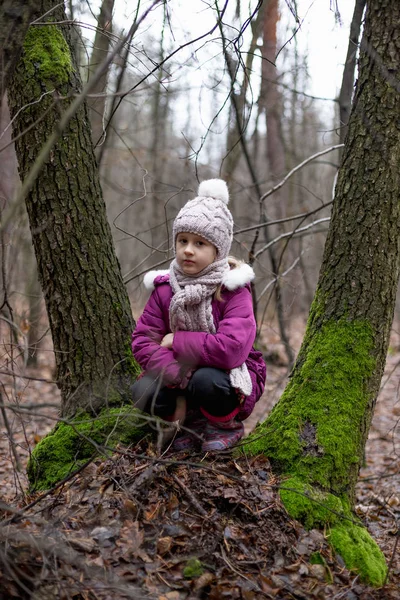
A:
[158, 592, 180, 600]
[122, 498, 138, 517]
[309, 563, 326, 581]
[99, 480, 115, 496]
[145, 503, 161, 521]
[193, 571, 214, 591]
[67, 536, 97, 553]
[157, 536, 172, 555]
[216, 473, 232, 485]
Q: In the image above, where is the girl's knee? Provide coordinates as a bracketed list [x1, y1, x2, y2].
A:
[131, 375, 158, 410]
[188, 367, 231, 398]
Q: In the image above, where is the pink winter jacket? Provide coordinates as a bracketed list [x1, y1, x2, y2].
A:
[131, 264, 266, 420]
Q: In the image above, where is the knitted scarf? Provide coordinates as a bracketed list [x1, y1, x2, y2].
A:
[169, 258, 253, 397]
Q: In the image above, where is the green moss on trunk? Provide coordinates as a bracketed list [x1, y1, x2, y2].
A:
[27, 406, 149, 491]
[328, 522, 387, 587]
[279, 476, 387, 586]
[245, 319, 375, 494]
[279, 476, 346, 529]
[22, 25, 73, 86]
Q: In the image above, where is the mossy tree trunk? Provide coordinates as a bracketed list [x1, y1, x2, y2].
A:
[7, 0, 136, 417]
[246, 1, 400, 583]
[249, 0, 400, 504]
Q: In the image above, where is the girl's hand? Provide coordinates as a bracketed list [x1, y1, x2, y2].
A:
[160, 333, 174, 348]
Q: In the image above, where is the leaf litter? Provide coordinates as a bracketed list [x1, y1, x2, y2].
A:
[0, 322, 399, 599]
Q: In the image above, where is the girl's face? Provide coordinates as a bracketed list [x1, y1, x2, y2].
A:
[176, 232, 217, 275]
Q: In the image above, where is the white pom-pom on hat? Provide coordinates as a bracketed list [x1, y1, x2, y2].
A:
[198, 179, 229, 205]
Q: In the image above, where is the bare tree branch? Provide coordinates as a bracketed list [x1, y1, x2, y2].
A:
[254, 217, 330, 260]
[256, 253, 303, 303]
[235, 200, 333, 235]
[259, 144, 344, 204]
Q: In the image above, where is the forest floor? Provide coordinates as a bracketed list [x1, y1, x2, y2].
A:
[0, 320, 399, 599]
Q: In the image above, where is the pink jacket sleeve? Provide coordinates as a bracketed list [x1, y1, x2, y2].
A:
[131, 288, 184, 385]
[172, 286, 256, 370]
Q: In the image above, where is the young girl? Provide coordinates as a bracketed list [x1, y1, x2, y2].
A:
[131, 179, 266, 451]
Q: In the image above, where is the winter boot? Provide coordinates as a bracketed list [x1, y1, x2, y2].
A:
[172, 410, 207, 451]
[201, 418, 244, 452]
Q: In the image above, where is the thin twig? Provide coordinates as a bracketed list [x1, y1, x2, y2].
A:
[216, 2, 294, 366]
[384, 526, 400, 585]
[0, 370, 57, 384]
[30, 3, 64, 24]
[124, 257, 171, 284]
[130, 463, 165, 491]
[235, 200, 333, 235]
[171, 473, 208, 517]
[0, 90, 55, 147]
[0, 391, 23, 471]
[96, 0, 231, 163]
[220, 545, 273, 598]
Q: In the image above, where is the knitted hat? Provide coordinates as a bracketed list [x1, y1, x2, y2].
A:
[173, 179, 233, 259]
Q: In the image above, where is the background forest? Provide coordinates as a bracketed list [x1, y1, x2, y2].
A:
[1, 0, 400, 598]
[1, 0, 350, 359]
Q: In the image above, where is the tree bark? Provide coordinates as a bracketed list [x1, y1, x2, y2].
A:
[250, 0, 400, 502]
[7, 0, 135, 416]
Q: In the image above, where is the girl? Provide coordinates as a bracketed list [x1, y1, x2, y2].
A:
[131, 179, 266, 452]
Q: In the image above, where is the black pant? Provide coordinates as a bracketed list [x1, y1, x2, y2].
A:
[131, 367, 239, 419]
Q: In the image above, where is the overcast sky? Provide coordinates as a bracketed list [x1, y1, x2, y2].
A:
[294, 0, 356, 99]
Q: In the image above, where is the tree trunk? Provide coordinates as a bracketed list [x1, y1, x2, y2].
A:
[7, 0, 135, 417]
[258, 0, 294, 367]
[0, 93, 20, 345]
[87, 0, 115, 156]
[247, 0, 400, 585]
[222, 8, 262, 182]
[261, 0, 286, 214]
[338, 0, 366, 148]
[0, 0, 40, 98]
[95, 9, 138, 169]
